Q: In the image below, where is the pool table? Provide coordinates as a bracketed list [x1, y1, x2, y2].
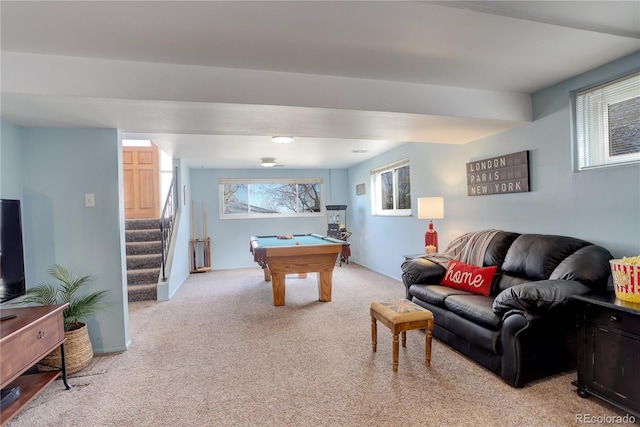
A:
[249, 234, 351, 306]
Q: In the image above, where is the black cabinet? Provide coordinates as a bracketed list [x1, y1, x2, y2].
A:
[572, 293, 640, 418]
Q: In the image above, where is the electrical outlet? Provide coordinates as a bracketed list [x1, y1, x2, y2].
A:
[85, 193, 95, 208]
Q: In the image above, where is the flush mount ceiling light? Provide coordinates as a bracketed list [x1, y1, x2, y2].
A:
[260, 157, 277, 167]
[271, 136, 295, 144]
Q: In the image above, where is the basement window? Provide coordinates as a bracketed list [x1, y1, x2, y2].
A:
[370, 159, 411, 216]
[219, 178, 324, 218]
[575, 72, 640, 170]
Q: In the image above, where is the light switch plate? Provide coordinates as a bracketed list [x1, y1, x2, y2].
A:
[85, 193, 95, 208]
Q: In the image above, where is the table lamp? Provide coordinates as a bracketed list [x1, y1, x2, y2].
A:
[418, 197, 444, 254]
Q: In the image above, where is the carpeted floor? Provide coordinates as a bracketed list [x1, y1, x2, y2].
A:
[7, 263, 631, 426]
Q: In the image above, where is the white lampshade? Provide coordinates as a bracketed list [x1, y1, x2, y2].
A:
[418, 197, 444, 219]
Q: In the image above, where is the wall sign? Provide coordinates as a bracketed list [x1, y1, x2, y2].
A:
[466, 150, 530, 196]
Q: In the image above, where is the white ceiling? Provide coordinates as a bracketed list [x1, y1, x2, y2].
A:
[1, 1, 638, 169]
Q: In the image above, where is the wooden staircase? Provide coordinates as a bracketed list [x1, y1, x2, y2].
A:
[125, 218, 162, 302]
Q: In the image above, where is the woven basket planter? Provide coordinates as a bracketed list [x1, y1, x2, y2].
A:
[38, 322, 94, 375]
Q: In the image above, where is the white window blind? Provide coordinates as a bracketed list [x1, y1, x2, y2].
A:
[576, 72, 640, 170]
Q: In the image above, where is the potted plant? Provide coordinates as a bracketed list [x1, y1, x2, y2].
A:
[18, 264, 108, 374]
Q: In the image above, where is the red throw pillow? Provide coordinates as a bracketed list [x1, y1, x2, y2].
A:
[441, 260, 497, 296]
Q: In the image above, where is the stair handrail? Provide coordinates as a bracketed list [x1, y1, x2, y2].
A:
[160, 167, 178, 281]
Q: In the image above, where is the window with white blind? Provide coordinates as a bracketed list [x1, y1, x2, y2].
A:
[370, 159, 411, 216]
[219, 178, 324, 218]
[575, 72, 640, 170]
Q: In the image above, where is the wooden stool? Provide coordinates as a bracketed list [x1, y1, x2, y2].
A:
[370, 299, 434, 372]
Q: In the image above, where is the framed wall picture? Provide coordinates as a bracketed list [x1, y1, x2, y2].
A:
[466, 150, 530, 196]
[356, 183, 366, 195]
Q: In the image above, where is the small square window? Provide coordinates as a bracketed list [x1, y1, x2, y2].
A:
[576, 72, 640, 170]
[370, 159, 411, 216]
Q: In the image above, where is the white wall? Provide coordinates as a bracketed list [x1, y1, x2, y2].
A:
[348, 52, 640, 280]
[4, 51, 531, 125]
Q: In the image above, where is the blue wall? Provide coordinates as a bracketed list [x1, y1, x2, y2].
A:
[1, 121, 24, 199]
[347, 52, 640, 280]
[189, 168, 348, 269]
[158, 158, 192, 300]
[348, 142, 461, 278]
[0, 124, 130, 353]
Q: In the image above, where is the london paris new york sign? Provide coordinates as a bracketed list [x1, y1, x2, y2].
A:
[466, 150, 530, 196]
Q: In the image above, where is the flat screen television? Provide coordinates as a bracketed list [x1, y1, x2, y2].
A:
[0, 199, 26, 304]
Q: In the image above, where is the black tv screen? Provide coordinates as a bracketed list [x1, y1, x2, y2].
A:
[0, 199, 26, 304]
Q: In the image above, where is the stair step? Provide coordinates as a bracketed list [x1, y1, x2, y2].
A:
[127, 253, 162, 270]
[125, 218, 161, 231]
[126, 241, 163, 255]
[125, 218, 162, 302]
[127, 268, 160, 285]
[128, 284, 157, 302]
[126, 229, 162, 243]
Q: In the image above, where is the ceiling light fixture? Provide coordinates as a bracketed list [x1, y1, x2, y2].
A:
[260, 157, 277, 167]
[271, 136, 294, 144]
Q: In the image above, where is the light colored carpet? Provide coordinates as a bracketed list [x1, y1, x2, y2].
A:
[8, 264, 629, 426]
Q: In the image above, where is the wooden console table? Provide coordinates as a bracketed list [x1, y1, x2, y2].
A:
[0, 304, 71, 426]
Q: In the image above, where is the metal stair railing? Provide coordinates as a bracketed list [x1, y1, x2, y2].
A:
[160, 167, 178, 281]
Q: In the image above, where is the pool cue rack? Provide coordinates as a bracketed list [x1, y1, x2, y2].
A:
[190, 201, 212, 273]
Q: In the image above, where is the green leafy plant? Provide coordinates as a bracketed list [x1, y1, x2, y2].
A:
[18, 264, 108, 331]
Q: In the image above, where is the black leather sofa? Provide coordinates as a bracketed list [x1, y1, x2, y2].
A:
[400, 230, 613, 387]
